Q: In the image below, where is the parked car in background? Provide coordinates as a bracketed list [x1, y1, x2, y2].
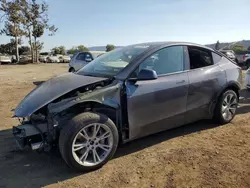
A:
[219, 50, 239, 65]
[19, 55, 32, 64]
[245, 68, 250, 88]
[243, 53, 250, 67]
[68, 52, 94, 72]
[39, 55, 48, 63]
[46, 55, 60, 63]
[13, 42, 242, 172]
[0, 54, 11, 64]
[59, 55, 71, 63]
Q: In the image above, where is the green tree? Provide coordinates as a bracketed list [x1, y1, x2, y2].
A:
[232, 45, 245, 54]
[67, 47, 78, 54]
[20, 0, 34, 62]
[0, 0, 25, 62]
[32, 23, 44, 62]
[77, 45, 89, 52]
[215, 40, 220, 50]
[67, 45, 89, 54]
[20, 0, 57, 63]
[58, 46, 66, 55]
[19, 45, 30, 55]
[0, 40, 16, 55]
[51, 46, 66, 55]
[0, 40, 29, 56]
[106, 44, 115, 52]
[51, 47, 60, 55]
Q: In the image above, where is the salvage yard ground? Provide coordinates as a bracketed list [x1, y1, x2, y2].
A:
[0, 64, 250, 188]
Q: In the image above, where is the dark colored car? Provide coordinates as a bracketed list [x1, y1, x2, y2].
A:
[13, 42, 242, 171]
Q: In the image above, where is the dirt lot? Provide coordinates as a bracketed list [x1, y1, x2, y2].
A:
[0, 64, 250, 188]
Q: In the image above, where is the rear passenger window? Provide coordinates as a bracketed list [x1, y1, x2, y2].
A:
[212, 52, 222, 64]
[188, 47, 213, 69]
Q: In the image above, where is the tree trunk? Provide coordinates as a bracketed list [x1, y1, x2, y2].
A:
[28, 29, 34, 63]
[15, 35, 19, 63]
[34, 37, 39, 63]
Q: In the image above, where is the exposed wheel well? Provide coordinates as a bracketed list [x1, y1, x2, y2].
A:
[69, 67, 75, 72]
[60, 101, 120, 132]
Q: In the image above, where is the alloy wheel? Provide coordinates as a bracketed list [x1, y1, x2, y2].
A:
[72, 123, 114, 167]
[221, 93, 238, 121]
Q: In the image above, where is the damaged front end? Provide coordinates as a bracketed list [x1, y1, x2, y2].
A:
[12, 73, 123, 152]
[13, 114, 49, 151]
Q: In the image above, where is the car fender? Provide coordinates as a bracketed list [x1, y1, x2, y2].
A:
[47, 82, 121, 114]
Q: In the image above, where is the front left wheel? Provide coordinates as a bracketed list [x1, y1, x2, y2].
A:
[59, 112, 119, 172]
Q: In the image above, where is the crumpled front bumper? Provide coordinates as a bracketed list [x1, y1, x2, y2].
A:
[12, 123, 47, 150]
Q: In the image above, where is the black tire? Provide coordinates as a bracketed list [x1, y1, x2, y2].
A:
[247, 60, 250, 69]
[214, 90, 238, 124]
[235, 58, 239, 65]
[59, 112, 119, 172]
[69, 67, 75, 72]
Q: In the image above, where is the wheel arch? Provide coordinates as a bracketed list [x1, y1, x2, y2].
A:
[221, 82, 240, 99]
[57, 101, 123, 140]
[209, 81, 240, 115]
[69, 67, 75, 72]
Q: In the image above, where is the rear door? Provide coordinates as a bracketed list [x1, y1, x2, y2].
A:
[126, 46, 189, 140]
[185, 46, 226, 123]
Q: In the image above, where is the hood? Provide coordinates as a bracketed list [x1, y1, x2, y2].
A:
[14, 73, 108, 117]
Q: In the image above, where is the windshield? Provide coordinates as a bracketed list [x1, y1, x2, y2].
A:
[77, 45, 150, 77]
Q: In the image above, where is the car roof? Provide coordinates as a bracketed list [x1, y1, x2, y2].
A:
[129, 41, 214, 51]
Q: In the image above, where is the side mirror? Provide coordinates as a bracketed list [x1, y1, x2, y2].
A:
[85, 58, 92, 62]
[137, 69, 157, 80]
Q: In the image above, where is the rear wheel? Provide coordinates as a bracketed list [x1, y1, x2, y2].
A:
[69, 67, 75, 72]
[214, 90, 238, 124]
[59, 112, 119, 171]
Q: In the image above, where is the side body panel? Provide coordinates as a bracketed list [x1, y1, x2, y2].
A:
[186, 64, 226, 123]
[126, 72, 189, 140]
[218, 57, 242, 89]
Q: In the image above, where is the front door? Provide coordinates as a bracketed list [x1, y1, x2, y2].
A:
[126, 46, 189, 140]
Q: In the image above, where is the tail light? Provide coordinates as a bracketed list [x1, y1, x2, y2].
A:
[243, 55, 246, 61]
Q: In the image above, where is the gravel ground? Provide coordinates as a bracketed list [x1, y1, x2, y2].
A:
[0, 64, 250, 188]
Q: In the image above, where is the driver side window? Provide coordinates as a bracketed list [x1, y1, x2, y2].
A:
[138, 46, 185, 76]
[76, 53, 86, 61]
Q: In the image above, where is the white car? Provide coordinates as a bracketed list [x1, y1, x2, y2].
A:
[59, 55, 71, 63]
[47, 56, 60, 63]
[0, 55, 12, 64]
[39, 56, 48, 63]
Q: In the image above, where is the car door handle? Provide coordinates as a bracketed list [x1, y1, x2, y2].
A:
[176, 80, 185, 84]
